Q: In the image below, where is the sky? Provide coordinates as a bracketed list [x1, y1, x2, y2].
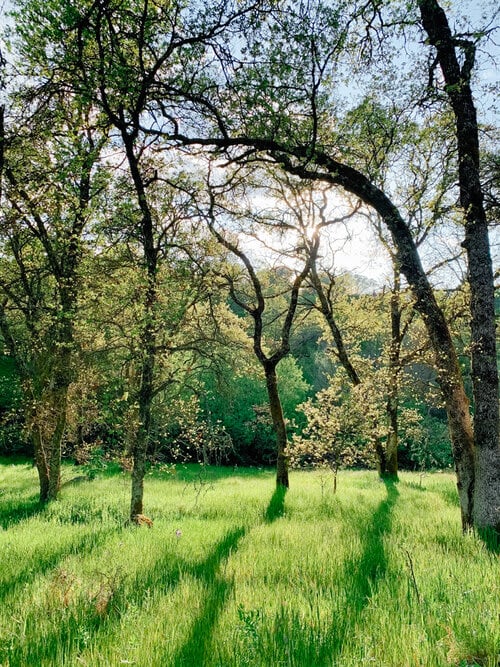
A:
[0, 0, 497, 288]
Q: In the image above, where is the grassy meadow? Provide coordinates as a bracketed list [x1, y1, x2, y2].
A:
[0, 459, 498, 667]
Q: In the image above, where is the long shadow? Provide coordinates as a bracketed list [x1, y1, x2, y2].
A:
[348, 480, 399, 598]
[169, 527, 246, 666]
[333, 480, 399, 649]
[6, 524, 248, 666]
[4, 485, 287, 665]
[3, 524, 181, 666]
[264, 485, 287, 523]
[291, 480, 400, 664]
[0, 527, 120, 607]
[164, 486, 287, 665]
[0, 495, 45, 529]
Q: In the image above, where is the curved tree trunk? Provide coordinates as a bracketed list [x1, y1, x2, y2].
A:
[269, 146, 476, 528]
[176, 128, 479, 530]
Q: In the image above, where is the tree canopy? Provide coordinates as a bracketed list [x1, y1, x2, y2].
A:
[0, 0, 498, 537]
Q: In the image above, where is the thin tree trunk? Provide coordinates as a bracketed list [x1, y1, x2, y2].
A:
[42, 292, 76, 502]
[130, 432, 146, 517]
[123, 138, 158, 524]
[385, 401, 398, 477]
[32, 425, 50, 503]
[384, 269, 401, 479]
[265, 363, 289, 488]
[130, 327, 155, 520]
[309, 265, 361, 387]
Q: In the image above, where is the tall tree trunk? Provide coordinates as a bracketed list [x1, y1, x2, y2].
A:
[124, 137, 158, 523]
[399, 260, 475, 529]
[265, 362, 289, 488]
[418, 0, 500, 536]
[384, 269, 401, 479]
[375, 440, 388, 477]
[130, 321, 155, 520]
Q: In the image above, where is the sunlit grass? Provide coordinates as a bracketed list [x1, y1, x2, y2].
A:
[0, 460, 498, 666]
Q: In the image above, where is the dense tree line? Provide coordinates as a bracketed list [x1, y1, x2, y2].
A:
[0, 0, 497, 537]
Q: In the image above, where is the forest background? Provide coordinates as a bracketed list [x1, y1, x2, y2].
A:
[0, 0, 498, 534]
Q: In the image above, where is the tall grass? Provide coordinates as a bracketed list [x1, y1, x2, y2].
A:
[0, 459, 498, 666]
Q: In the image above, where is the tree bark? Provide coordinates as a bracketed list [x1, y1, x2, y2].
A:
[171, 113, 480, 530]
[384, 269, 401, 479]
[32, 424, 50, 503]
[130, 319, 156, 520]
[1, 118, 97, 502]
[196, 132, 477, 527]
[384, 401, 398, 478]
[418, 0, 500, 536]
[207, 204, 311, 489]
[265, 362, 289, 488]
[123, 136, 158, 524]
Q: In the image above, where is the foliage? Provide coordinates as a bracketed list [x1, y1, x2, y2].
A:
[200, 353, 311, 464]
[1, 0, 497, 530]
[0, 356, 28, 455]
[290, 379, 377, 487]
[398, 411, 454, 471]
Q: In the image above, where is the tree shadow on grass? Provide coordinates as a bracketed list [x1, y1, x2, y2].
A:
[267, 480, 400, 665]
[168, 527, 247, 666]
[0, 528, 120, 608]
[348, 479, 398, 594]
[326, 479, 400, 656]
[478, 527, 500, 554]
[6, 524, 249, 666]
[264, 485, 287, 523]
[163, 487, 287, 665]
[0, 495, 44, 529]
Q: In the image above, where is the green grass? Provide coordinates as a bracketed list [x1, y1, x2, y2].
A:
[0, 460, 498, 666]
